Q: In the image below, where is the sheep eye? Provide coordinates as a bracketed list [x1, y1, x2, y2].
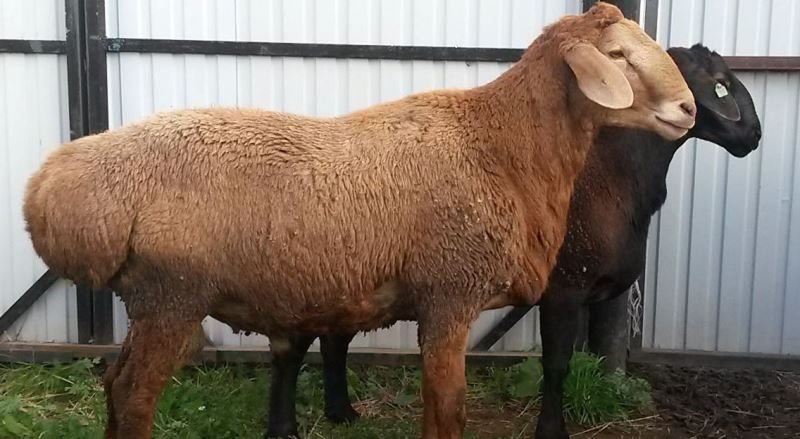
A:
[713, 75, 731, 88]
[608, 49, 625, 59]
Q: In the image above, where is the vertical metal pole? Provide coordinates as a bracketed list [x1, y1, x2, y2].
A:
[84, 0, 113, 345]
[65, 0, 92, 344]
[64, 0, 113, 344]
[65, 0, 88, 139]
[83, 0, 109, 135]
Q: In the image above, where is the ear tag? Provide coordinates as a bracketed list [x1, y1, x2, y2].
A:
[715, 82, 729, 98]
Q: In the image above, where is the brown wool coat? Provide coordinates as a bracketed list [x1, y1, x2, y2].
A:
[26, 5, 625, 339]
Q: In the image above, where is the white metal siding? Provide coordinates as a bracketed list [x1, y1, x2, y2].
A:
[0, 0, 65, 40]
[105, 0, 580, 350]
[643, 0, 800, 355]
[0, 0, 76, 343]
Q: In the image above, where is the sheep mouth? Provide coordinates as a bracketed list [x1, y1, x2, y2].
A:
[655, 115, 692, 139]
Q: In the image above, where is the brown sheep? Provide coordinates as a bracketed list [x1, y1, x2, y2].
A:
[268, 44, 763, 439]
[23, 3, 694, 438]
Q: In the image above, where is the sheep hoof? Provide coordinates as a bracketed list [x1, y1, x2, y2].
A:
[534, 423, 569, 439]
[264, 425, 299, 439]
[325, 403, 360, 424]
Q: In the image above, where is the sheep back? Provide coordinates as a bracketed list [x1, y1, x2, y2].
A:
[24, 97, 531, 327]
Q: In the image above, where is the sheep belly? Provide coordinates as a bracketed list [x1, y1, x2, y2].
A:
[208, 280, 413, 336]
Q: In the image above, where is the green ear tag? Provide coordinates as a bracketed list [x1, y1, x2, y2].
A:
[715, 82, 729, 98]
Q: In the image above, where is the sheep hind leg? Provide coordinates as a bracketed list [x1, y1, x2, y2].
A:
[103, 332, 132, 439]
[535, 294, 582, 439]
[105, 317, 203, 439]
[320, 332, 359, 424]
[266, 334, 316, 438]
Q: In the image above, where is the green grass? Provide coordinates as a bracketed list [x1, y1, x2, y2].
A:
[0, 352, 652, 438]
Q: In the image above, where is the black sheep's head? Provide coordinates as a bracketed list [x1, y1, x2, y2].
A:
[668, 44, 762, 157]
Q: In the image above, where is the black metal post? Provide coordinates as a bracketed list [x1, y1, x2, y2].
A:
[65, 0, 113, 345]
[644, 0, 659, 38]
[82, 0, 109, 135]
[64, 0, 93, 344]
[65, 0, 87, 139]
[84, 0, 113, 345]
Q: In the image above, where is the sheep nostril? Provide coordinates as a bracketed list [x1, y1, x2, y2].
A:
[680, 101, 697, 119]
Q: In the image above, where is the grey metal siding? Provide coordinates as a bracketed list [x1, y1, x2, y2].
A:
[0, 0, 76, 343]
[643, 0, 800, 355]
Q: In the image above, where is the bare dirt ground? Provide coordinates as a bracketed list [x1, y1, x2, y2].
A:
[357, 362, 800, 438]
[630, 364, 800, 439]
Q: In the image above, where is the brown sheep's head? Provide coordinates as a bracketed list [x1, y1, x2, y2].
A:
[558, 2, 696, 140]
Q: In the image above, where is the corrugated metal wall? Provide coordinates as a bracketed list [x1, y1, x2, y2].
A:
[0, 0, 78, 343]
[643, 0, 800, 355]
[104, 0, 582, 350]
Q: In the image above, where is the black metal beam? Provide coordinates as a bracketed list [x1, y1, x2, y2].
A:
[0, 342, 536, 368]
[106, 37, 800, 72]
[106, 38, 525, 62]
[0, 271, 61, 335]
[725, 56, 800, 71]
[473, 306, 533, 351]
[0, 39, 66, 54]
[3, 341, 799, 371]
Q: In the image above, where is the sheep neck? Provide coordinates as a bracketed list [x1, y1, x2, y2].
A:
[470, 48, 597, 196]
[457, 47, 601, 293]
[587, 128, 684, 230]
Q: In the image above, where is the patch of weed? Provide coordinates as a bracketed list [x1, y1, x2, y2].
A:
[0, 351, 652, 438]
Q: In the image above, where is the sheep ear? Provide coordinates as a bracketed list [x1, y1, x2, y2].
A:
[564, 43, 634, 109]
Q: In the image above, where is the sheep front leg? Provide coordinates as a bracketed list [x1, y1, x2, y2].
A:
[535, 295, 581, 439]
[419, 316, 471, 439]
[320, 332, 360, 424]
[266, 334, 316, 438]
